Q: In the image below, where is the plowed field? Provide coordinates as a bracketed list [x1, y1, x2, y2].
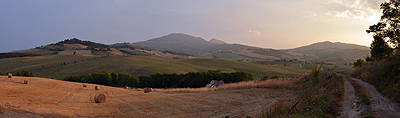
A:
[0, 76, 293, 117]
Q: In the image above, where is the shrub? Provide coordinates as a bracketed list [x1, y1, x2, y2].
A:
[15, 70, 34, 77]
[270, 75, 280, 79]
[353, 58, 364, 68]
[261, 76, 268, 81]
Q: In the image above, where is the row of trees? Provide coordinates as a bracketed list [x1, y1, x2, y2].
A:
[65, 72, 139, 87]
[0, 70, 34, 77]
[64, 70, 254, 88]
[58, 38, 110, 49]
[0, 53, 40, 59]
[138, 70, 254, 88]
[36, 38, 111, 52]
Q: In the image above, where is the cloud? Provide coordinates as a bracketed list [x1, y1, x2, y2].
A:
[328, 10, 351, 17]
[325, 0, 383, 19]
[248, 30, 261, 35]
[365, 0, 384, 11]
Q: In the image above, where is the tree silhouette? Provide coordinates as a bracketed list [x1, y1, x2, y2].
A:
[370, 34, 393, 61]
[366, 0, 400, 60]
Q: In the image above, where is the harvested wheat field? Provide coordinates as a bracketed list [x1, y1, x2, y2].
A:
[0, 76, 295, 117]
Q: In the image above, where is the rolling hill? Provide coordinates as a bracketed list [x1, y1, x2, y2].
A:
[8, 34, 370, 61]
[135, 33, 246, 55]
[288, 41, 370, 60]
[202, 41, 370, 61]
[289, 41, 370, 51]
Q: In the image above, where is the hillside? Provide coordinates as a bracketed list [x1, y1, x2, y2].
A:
[136, 33, 245, 55]
[0, 55, 309, 79]
[290, 41, 370, 51]
[0, 76, 294, 117]
[289, 41, 370, 59]
[209, 38, 226, 44]
[203, 41, 370, 61]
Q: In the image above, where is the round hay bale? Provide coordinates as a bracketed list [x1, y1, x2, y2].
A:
[83, 84, 87, 87]
[124, 86, 129, 89]
[8, 73, 12, 78]
[95, 86, 100, 90]
[24, 79, 29, 84]
[94, 94, 106, 103]
[144, 88, 153, 93]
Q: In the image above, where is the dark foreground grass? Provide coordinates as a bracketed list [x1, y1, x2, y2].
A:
[261, 66, 344, 118]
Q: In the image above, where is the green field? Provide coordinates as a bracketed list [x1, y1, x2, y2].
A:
[204, 52, 260, 60]
[0, 54, 312, 79]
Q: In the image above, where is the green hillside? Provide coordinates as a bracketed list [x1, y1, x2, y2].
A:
[0, 54, 310, 80]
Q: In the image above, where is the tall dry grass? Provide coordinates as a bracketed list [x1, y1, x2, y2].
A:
[156, 78, 299, 93]
[261, 66, 345, 118]
[216, 78, 298, 90]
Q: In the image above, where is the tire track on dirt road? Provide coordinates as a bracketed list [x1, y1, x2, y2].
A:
[340, 78, 400, 118]
[349, 78, 400, 118]
[339, 78, 363, 118]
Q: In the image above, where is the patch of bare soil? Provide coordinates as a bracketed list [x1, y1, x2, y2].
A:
[0, 76, 294, 117]
[340, 78, 400, 118]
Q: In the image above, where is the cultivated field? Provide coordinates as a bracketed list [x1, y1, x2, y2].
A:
[0, 55, 310, 79]
[0, 76, 295, 117]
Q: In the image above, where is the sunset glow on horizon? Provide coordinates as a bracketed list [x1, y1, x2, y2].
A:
[0, 0, 386, 52]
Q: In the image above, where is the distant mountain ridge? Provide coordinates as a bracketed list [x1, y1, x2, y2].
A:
[289, 41, 370, 51]
[209, 38, 226, 44]
[136, 33, 245, 55]
[288, 41, 370, 60]
[8, 34, 371, 61]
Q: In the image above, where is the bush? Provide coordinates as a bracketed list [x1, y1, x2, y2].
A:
[261, 76, 268, 81]
[270, 75, 280, 79]
[353, 58, 364, 68]
[15, 70, 34, 77]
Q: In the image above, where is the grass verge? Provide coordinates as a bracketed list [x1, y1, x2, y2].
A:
[261, 66, 345, 117]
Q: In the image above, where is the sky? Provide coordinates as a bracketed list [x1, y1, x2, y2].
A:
[0, 0, 386, 52]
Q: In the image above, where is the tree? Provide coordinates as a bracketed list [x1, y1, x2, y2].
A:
[370, 34, 393, 61]
[366, 0, 400, 59]
[353, 59, 364, 68]
[15, 70, 34, 77]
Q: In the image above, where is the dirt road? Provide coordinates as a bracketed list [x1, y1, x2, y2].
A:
[0, 76, 293, 117]
[340, 78, 400, 118]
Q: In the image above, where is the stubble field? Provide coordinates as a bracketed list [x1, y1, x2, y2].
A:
[0, 76, 294, 117]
